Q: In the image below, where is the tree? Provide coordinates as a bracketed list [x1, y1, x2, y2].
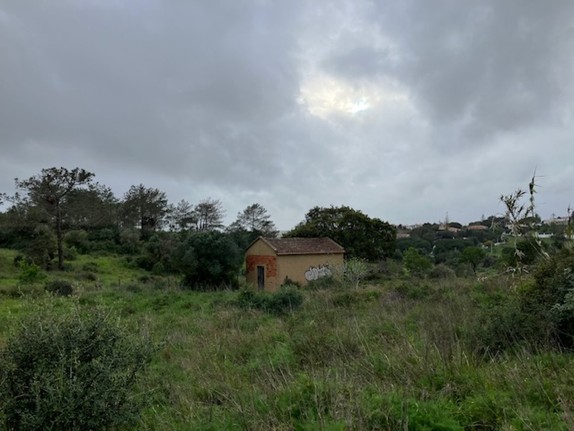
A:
[167, 199, 196, 232]
[461, 246, 486, 274]
[193, 198, 225, 231]
[15, 167, 94, 270]
[286, 206, 396, 261]
[231, 203, 278, 237]
[122, 184, 169, 238]
[63, 182, 119, 229]
[175, 231, 241, 289]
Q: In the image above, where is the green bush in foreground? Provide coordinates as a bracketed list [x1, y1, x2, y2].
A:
[236, 286, 304, 315]
[471, 248, 574, 355]
[0, 303, 154, 430]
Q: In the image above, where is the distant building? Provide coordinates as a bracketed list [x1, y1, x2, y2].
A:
[438, 224, 461, 233]
[467, 224, 488, 231]
[396, 230, 411, 239]
[546, 216, 570, 225]
[245, 237, 345, 291]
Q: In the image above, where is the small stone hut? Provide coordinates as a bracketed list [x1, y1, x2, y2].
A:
[245, 237, 345, 291]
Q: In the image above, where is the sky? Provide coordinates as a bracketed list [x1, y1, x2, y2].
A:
[1, 0, 573, 230]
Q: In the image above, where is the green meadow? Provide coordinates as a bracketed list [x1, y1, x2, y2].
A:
[1, 249, 573, 430]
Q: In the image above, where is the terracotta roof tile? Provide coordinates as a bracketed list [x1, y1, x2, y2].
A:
[257, 237, 345, 255]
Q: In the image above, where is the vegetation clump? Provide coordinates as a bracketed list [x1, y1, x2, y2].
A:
[0, 304, 154, 431]
[44, 279, 74, 296]
[236, 286, 304, 315]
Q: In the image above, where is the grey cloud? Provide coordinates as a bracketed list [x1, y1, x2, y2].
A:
[1, 0, 573, 229]
[319, 0, 574, 144]
[322, 45, 392, 80]
[0, 1, 303, 181]
[383, 1, 574, 136]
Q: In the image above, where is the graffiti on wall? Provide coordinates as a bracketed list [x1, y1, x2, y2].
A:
[304, 265, 332, 281]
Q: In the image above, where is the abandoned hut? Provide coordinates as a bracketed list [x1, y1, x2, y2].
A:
[245, 237, 345, 291]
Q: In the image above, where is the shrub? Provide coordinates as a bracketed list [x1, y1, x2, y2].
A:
[528, 249, 574, 348]
[0, 304, 154, 430]
[470, 250, 574, 354]
[236, 289, 267, 310]
[403, 247, 433, 277]
[81, 261, 99, 273]
[343, 258, 369, 289]
[394, 280, 431, 300]
[306, 275, 341, 290]
[64, 229, 90, 254]
[429, 263, 456, 279]
[265, 287, 304, 315]
[469, 295, 546, 356]
[235, 287, 304, 315]
[18, 261, 46, 285]
[176, 231, 242, 290]
[501, 240, 542, 269]
[44, 279, 74, 296]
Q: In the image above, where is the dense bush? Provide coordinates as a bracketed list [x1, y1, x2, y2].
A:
[470, 292, 548, 356]
[18, 261, 47, 285]
[528, 248, 574, 348]
[501, 239, 544, 269]
[64, 229, 91, 254]
[0, 305, 154, 430]
[471, 249, 574, 354]
[236, 286, 304, 315]
[176, 231, 242, 289]
[403, 247, 433, 277]
[44, 279, 74, 296]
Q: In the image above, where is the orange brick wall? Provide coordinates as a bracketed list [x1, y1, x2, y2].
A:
[246, 255, 277, 277]
[245, 238, 344, 291]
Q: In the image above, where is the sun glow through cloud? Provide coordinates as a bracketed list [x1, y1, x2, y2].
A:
[298, 73, 409, 119]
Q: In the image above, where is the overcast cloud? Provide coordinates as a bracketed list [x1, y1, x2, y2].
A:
[1, 0, 573, 229]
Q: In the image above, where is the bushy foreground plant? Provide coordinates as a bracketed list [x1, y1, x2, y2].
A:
[528, 248, 574, 348]
[471, 248, 574, 354]
[0, 302, 154, 430]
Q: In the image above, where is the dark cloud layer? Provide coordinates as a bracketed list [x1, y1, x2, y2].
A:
[1, 0, 573, 228]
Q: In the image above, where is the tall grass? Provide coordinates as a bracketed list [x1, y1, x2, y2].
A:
[1, 257, 573, 429]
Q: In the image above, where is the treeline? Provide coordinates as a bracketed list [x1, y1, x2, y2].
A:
[0, 167, 280, 288]
[395, 214, 573, 277]
[0, 167, 397, 288]
[5, 167, 566, 287]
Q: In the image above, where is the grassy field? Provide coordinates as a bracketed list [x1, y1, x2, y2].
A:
[1, 249, 573, 430]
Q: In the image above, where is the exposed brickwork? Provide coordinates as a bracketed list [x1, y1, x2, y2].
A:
[246, 255, 277, 277]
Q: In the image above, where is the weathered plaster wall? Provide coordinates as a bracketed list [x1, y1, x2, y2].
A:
[276, 254, 344, 288]
[245, 238, 345, 291]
